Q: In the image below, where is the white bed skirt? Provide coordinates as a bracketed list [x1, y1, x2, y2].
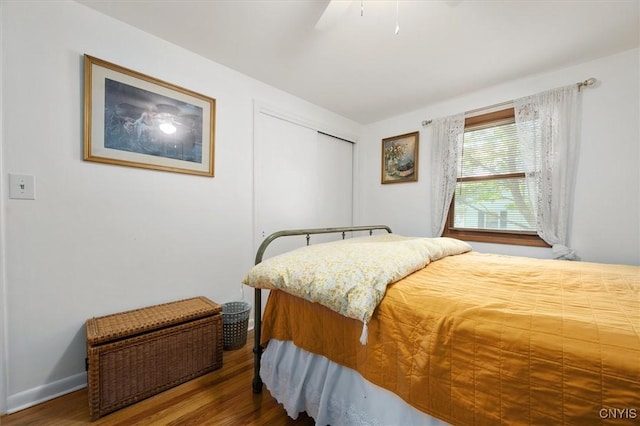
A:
[261, 339, 451, 426]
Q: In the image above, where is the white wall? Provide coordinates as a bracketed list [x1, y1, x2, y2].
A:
[0, 0, 360, 413]
[0, 0, 7, 414]
[356, 48, 640, 265]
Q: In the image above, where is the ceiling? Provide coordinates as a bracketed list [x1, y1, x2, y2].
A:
[77, 0, 639, 124]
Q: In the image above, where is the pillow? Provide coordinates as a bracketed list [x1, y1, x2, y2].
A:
[243, 234, 471, 343]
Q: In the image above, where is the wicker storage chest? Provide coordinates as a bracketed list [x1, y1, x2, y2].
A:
[86, 297, 222, 420]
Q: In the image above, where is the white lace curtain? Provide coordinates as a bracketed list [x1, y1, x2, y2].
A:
[430, 85, 581, 259]
[430, 113, 464, 237]
[514, 84, 581, 260]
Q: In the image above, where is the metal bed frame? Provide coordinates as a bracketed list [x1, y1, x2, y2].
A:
[251, 225, 393, 393]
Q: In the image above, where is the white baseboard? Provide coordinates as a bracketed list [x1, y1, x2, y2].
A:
[6, 372, 87, 414]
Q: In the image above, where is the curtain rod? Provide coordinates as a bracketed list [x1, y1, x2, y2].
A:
[421, 77, 597, 127]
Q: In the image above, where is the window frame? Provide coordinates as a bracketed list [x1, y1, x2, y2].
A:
[441, 108, 549, 247]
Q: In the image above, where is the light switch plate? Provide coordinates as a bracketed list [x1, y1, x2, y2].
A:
[9, 174, 36, 200]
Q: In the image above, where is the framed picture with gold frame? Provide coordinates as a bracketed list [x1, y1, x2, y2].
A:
[381, 131, 419, 184]
[83, 54, 215, 176]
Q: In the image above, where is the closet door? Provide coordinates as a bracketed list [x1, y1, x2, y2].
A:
[254, 110, 353, 259]
[314, 131, 353, 240]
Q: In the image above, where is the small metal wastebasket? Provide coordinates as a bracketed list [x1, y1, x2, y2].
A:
[222, 301, 251, 350]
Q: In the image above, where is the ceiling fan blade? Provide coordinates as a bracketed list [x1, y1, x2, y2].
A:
[314, 0, 356, 31]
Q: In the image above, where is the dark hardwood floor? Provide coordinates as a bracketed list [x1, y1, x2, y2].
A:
[1, 331, 314, 425]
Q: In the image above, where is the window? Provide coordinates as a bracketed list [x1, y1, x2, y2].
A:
[442, 108, 547, 247]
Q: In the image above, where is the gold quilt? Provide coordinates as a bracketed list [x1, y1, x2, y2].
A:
[261, 252, 640, 425]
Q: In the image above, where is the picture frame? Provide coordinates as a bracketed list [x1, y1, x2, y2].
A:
[83, 54, 215, 176]
[381, 131, 419, 184]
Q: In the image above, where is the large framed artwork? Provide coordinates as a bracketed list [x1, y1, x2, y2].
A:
[381, 131, 419, 184]
[83, 54, 215, 176]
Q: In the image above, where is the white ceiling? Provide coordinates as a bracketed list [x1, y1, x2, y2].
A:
[77, 0, 639, 124]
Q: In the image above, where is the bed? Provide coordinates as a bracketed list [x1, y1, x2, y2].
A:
[244, 226, 640, 425]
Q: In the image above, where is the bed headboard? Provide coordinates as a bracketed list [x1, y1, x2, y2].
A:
[254, 225, 393, 265]
[251, 225, 393, 393]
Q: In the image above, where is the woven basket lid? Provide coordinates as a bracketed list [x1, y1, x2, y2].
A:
[86, 296, 221, 345]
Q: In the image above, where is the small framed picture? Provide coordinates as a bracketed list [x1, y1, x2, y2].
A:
[83, 54, 215, 176]
[381, 131, 419, 184]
